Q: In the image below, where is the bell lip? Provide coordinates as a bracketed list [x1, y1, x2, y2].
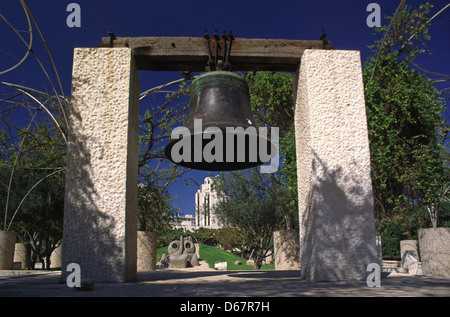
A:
[163, 129, 277, 172]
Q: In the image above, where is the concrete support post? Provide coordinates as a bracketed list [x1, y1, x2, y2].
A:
[0, 230, 16, 270]
[14, 243, 31, 269]
[274, 230, 300, 270]
[137, 231, 157, 271]
[61, 48, 139, 283]
[294, 50, 378, 281]
[419, 228, 450, 278]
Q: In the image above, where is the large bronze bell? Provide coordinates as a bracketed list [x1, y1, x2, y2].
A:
[164, 71, 276, 171]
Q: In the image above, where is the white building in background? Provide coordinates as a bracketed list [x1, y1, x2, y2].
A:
[170, 177, 223, 231]
[170, 214, 196, 231]
[194, 177, 222, 229]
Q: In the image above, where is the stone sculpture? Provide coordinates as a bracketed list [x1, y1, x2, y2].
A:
[161, 235, 199, 268]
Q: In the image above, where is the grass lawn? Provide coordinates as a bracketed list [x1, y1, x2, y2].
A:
[156, 244, 274, 270]
[156, 246, 168, 263]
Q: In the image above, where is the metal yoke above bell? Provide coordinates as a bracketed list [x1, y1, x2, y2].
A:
[164, 71, 276, 171]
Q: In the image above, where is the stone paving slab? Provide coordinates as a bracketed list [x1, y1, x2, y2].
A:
[1, 269, 450, 298]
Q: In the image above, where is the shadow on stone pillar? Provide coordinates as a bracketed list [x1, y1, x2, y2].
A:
[61, 48, 139, 283]
[294, 50, 378, 282]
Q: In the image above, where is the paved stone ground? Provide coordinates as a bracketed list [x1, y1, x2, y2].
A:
[1, 266, 450, 297]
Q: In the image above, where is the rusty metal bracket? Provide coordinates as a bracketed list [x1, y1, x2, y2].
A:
[223, 31, 234, 70]
[204, 29, 234, 71]
[204, 29, 216, 70]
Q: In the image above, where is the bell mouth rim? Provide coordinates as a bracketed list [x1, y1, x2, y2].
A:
[164, 130, 277, 172]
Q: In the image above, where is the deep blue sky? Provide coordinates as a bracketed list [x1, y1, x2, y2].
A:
[1, 0, 449, 216]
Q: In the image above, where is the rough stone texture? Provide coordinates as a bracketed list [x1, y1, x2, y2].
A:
[137, 231, 157, 271]
[400, 240, 419, 275]
[61, 48, 139, 283]
[0, 230, 16, 270]
[14, 243, 31, 270]
[294, 49, 378, 281]
[419, 228, 450, 278]
[273, 229, 300, 270]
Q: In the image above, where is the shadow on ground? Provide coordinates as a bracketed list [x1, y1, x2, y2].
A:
[1, 269, 450, 297]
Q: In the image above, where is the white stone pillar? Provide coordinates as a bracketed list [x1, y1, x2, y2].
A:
[294, 50, 378, 281]
[62, 48, 139, 283]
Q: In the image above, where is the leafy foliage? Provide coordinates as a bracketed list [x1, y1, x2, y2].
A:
[244, 71, 299, 216]
[137, 177, 177, 234]
[244, 72, 294, 134]
[0, 122, 66, 269]
[137, 82, 195, 233]
[363, 3, 448, 222]
[189, 227, 219, 245]
[138, 83, 189, 165]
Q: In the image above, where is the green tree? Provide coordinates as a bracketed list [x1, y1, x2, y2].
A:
[137, 82, 192, 235]
[363, 2, 448, 224]
[215, 227, 246, 252]
[213, 168, 292, 269]
[191, 227, 219, 245]
[244, 72, 298, 217]
[244, 72, 294, 134]
[137, 174, 177, 235]
[0, 121, 66, 269]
